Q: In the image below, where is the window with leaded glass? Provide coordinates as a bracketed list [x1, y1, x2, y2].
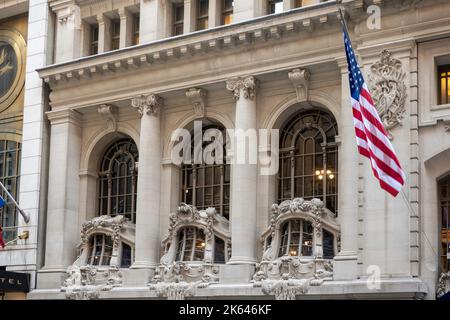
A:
[181, 124, 230, 219]
[439, 174, 450, 272]
[87, 234, 114, 266]
[175, 227, 206, 262]
[278, 109, 338, 215]
[0, 140, 21, 243]
[98, 139, 138, 223]
[278, 219, 313, 257]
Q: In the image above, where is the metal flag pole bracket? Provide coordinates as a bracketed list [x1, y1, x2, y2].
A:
[0, 181, 30, 224]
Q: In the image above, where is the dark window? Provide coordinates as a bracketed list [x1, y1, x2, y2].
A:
[439, 175, 450, 272]
[295, 0, 303, 8]
[439, 65, 450, 105]
[214, 236, 226, 263]
[132, 14, 140, 45]
[0, 140, 21, 243]
[278, 109, 338, 215]
[323, 229, 335, 259]
[181, 124, 230, 219]
[111, 19, 121, 50]
[278, 219, 313, 257]
[121, 242, 132, 268]
[268, 0, 283, 14]
[173, 3, 185, 36]
[222, 0, 233, 25]
[98, 139, 138, 223]
[197, 0, 209, 30]
[88, 234, 113, 266]
[90, 24, 99, 55]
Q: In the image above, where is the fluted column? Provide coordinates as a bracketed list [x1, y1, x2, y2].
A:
[226, 76, 258, 266]
[131, 94, 163, 272]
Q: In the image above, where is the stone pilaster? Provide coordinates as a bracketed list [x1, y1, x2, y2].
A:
[130, 94, 163, 282]
[50, 0, 82, 63]
[38, 109, 82, 288]
[118, 7, 133, 48]
[333, 58, 359, 281]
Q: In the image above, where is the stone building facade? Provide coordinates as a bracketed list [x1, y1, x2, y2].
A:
[1, 0, 450, 300]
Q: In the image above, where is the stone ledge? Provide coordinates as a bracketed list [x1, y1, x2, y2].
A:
[27, 277, 428, 300]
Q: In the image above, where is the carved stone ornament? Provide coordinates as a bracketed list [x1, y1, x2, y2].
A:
[149, 203, 230, 300]
[253, 198, 340, 300]
[61, 215, 135, 300]
[226, 76, 257, 100]
[131, 94, 163, 116]
[97, 104, 117, 131]
[186, 88, 207, 118]
[437, 272, 450, 299]
[288, 68, 311, 102]
[369, 49, 407, 139]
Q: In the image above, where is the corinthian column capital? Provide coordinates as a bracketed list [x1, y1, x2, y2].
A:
[131, 94, 163, 116]
[226, 76, 258, 101]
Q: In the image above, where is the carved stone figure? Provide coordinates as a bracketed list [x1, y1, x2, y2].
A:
[369, 49, 407, 139]
[437, 272, 450, 298]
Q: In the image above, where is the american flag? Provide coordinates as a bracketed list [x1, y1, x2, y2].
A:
[342, 24, 405, 197]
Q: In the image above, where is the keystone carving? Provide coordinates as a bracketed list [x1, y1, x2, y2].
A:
[288, 68, 311, 102]
[186, 88, 207, 118]
[97, 104, 117, 131]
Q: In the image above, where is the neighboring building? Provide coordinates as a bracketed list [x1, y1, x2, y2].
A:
[0, 0, 52, 299]
[1, 0, 449, 300]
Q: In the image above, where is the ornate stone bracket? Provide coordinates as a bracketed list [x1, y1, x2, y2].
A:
[226, 76, 257, 100]
[369, 49, 407, 139]
[437, 272, 450, 299]
[131, 94, 163, 116]
[253, 198, 339, 300]
[288, 68, 311, 102]
[149, 203, 230, 299]
[186, 88, 207, 118]
[97, 104, 117, 131]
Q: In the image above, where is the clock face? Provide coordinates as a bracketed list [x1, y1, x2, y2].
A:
[0, 41, 17, 99]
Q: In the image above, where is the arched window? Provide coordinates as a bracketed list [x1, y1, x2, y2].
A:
[0, 140, 21, 243]
[87, 234, 114, 266]
[439, 175, 450, 272]
[278, 219, 313, 257]
[278, 109, 338, 214]
[181, 124, 230, 219]
[98, 139, 138, 223]
[175, 227, 206, 262]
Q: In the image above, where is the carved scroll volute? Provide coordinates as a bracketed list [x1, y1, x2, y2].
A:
[226, 76, 257, 100]
[131, 94, 163, 116]
[369, 49, 407, 139]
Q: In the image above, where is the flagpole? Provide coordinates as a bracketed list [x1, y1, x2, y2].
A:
[0, 181, 30, 224]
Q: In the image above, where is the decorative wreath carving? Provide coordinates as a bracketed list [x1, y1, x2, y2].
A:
[369, 49, 407, 139]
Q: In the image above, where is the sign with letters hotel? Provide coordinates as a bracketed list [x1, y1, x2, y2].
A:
[0, 270, 30, 293]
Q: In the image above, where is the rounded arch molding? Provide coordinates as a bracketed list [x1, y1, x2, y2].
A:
[262, 90, 341, 131]
[81, 123, 140, 173]
[163, 109, 235, 160]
